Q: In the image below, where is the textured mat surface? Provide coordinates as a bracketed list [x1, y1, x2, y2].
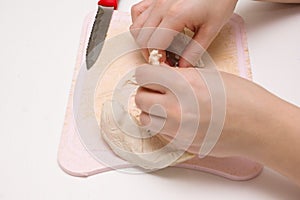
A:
[58, 11, 263, 180]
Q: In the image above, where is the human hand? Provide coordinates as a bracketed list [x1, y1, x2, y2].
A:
[130, 0, 238, 67]
[134, 64, 280, 157]
[135, 64, 300, 185]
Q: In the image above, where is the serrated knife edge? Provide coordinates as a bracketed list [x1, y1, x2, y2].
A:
[86, 6, 114, 70]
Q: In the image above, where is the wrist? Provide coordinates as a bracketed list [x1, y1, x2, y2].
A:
[208, 74, 280, 158]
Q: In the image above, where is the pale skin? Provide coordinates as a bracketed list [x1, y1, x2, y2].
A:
[131, 0, 300, 186]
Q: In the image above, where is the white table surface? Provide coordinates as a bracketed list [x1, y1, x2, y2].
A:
[0, 0, 300, 199]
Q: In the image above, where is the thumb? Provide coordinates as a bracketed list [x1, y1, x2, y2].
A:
[179, 26, 219, 68]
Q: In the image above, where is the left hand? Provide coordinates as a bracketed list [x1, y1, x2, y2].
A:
[130, 0, 238, 67]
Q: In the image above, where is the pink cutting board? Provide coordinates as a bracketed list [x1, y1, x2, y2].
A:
[57, 11, 263, 180]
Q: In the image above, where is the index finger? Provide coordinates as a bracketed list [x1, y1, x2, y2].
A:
[147, 17, 185, 53]
[135, 64, 188, 94]
[131, 0, 153, 22]
[135, 64, 167, 93]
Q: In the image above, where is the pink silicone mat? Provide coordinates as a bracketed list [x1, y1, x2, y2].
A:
[57, 11, 263, 180]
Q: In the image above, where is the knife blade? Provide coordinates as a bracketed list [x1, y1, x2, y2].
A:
[86, 0, 118, 70]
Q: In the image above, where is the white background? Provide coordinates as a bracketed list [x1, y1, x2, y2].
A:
[0, 0, 300, 199]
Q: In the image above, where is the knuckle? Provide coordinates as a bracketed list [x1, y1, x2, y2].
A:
[131, 1, 146, 14]
[131, 4, 139, 14]
[165, 2, 183, 19]
[185, 69, 198, 85]
[130, 22, 143, 31]
[129, 24, 137, 30]
[135, 64, 149, 85]
[176, 68, 198, 90]
[130, 25, 140, 38]
[135, 88, 144, 108]
[135, 69, 142, 85]
[165, 7, 179, 19]
[139, 112, 149, 126]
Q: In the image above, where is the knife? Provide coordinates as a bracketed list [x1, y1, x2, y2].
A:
[86, 0, 118, 70]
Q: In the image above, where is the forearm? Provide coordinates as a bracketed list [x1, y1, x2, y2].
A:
[236, 91, 300, 186]
[214, 73, 300, 186]
[249, 100, 300, 185]
[256, 0, 300, 3]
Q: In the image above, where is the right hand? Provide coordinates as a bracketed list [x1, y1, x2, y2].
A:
[130, 0, 238, 67]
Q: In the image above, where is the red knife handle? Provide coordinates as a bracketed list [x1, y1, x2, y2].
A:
[98, 0, 118, 10]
